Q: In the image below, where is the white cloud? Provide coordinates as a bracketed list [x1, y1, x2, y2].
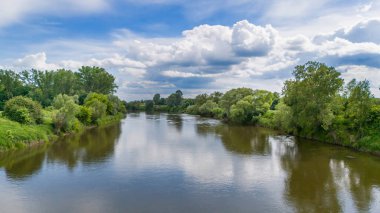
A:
[338, 65, 380, 97]
[0, 0, 109, 27]
[6, 18, 380, 99]
[232, 20, 278, 56]
[14, 52, 60, 70]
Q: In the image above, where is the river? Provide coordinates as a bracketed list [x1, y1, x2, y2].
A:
[1, 112, 380, 213]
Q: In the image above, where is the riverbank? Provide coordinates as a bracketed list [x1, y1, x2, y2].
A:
[0, 113, 125, 151]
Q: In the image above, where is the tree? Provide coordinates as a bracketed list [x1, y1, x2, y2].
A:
[84, 93, 109, 123]
[145, 100, 154, 112]
[230, 95, 255, 124]
[194, 94, 209, 106]
[76, 66, 117, 94]
[283, 61, 344, 135]
[52, 94, 80, 133]
[345, 79, 374, 137]
[198, 100, 219, 117]
[0, 70, 29, 110]
[220, 88, 253, 114]
[166, 90, 183, 107]
[251, 90, 278, 116]
[153, 94, 161, 105]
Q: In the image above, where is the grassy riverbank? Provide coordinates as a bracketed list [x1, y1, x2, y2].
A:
[0, 117, 54, 150]
[0, 113, 125, 151]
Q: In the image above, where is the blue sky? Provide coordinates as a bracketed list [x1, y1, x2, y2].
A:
[0, 0, 380, 100]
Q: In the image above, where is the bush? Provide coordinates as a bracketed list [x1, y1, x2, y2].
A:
[51, 94, 80, 133]
[53, 111, 82, 133]
[52, 94, 78, 109]
[85, 99, 107, 123]
[186, 105, 198, 114]
[76, 106, 93, 125]
[3, 96, 43, 124]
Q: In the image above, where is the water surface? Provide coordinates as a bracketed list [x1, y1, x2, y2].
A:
[1, 113, 380, 213]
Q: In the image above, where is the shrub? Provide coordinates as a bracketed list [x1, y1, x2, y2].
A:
[3, 96, 43, 124]
[51, 94, 80, 133]
[52, 94, 78, 109]
[76, 106, 93, 125]
[85, 99, 107, 123]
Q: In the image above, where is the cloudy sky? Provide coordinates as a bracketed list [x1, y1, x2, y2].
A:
[0, 0, 380, 100]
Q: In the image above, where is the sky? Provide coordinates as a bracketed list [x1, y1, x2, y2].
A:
[0, 0, 380, 100]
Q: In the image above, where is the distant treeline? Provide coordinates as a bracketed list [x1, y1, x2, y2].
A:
[126, 61, 380, 152]
[0, 67, 126, 149]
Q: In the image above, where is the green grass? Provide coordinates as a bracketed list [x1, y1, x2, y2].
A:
[0, 117, 54, 151]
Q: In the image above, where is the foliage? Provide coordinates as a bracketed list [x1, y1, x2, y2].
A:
[344, 79, 373, 137]
[166, 90, 183, 107]
[51, 94, 80, 133]
[198, 100, 219, 117]
[145, 100, 154, 112]
[153, 94, 161, 105]
[76, 66, 117, 94]
[220, 88, 253, 114]
[0, 66, 126, 149]
[4, 96, 43, 124]
[283, 61, 344, 136]
[0, 70, 29, 110]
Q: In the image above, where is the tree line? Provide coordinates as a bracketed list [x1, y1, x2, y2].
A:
[128, 61, 380, 151]
[0, 66, 126, 135]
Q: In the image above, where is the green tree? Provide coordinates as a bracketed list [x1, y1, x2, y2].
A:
[220, 88, 253, 115]
[230, 95, 255, 124]
[345, 79, 374, 137]
[0, 70, 29, 110]
[52, 94, 81, 133]
[283, 61, 344, 136]
[84, 93, 109, 123]
[153, 94, 161, 105]
[145, 100, 154, 112]
[251, 90, 278, 116]
[76, 66, 117, 94]
[166, 90, 183, 107]
[198, 100, 219, 117]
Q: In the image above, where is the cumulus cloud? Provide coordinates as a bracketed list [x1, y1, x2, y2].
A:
[231, 21, 277, 56]
[6, 18, 380, 99]
[14, 52, 60, 70]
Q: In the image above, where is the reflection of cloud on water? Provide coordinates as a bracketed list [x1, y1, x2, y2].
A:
[113, 113, 290, 191]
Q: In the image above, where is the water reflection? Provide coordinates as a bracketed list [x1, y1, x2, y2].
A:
[0, 149, 46, 181]
[0, 113, 379, 212]
[280, 141, 342, 213]
[0, 123, 121, 180]
[166, 114, 183, 131]
[48, 123, 121, 167]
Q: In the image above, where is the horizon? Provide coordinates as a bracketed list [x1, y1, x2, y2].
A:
[1, 0, 380, 100]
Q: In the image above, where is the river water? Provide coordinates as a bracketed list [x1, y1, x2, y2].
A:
[1, 113, 380, 213]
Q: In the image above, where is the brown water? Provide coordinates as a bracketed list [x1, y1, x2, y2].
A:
[1, 112, 380, 213]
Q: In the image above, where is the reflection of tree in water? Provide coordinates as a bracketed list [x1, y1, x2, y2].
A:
[166, 114, 183, 132]
[47, 123, 122, 169]
[329, 154, 380, 212]
[279, 139, 380, 213]
[215, 125, 273, 155]
[0, 123, 122, 181]
[0, 148, 46, 181]
[281, 148, 342, 212]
